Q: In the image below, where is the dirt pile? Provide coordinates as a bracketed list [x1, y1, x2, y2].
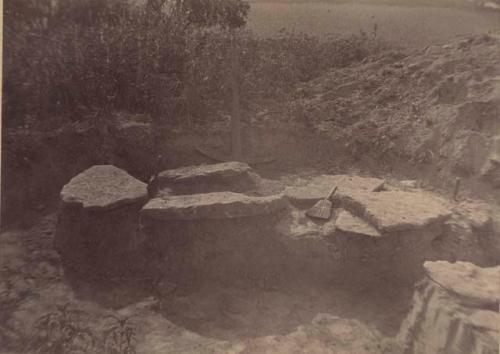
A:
[285, 34, 500, 202]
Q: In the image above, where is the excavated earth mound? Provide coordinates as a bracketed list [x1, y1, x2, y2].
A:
[247, 34, 500, 205]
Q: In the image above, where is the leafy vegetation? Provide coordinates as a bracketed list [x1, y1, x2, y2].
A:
[3, 0, 383, 129]
[26, 304, 139, 354]
[28, 303, 96, 354]
[103, 315, 137, 354]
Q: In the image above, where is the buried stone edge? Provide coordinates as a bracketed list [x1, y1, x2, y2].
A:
[141, 192, 289, 220]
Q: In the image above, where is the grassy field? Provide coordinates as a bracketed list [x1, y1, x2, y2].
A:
[247, 1, 500, 47]
[248, 0, 473, 7]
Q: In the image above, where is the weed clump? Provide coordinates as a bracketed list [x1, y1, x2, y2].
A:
[27, 303, 138, 354]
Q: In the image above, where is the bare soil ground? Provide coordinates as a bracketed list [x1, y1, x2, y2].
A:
[1, 204, 410, 353]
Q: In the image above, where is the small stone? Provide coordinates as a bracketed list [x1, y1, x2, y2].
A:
[335, 209, 381, 237]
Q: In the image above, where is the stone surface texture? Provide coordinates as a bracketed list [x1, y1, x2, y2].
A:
[60, 165, 148, 210]
[157, 162, 255, 194]
[274, 174, 456, 284]
[335, 209, 381, 237]
[284, 174, 452, 234]
[424, 261, 499, 306]
[337, 190, 451, 232]
[284, 174, 385, 204]
[397, 261, 500, 354]
[55, 165, 490, 289]
[141, 192, 288, 220]
[159, 162, 251, 183]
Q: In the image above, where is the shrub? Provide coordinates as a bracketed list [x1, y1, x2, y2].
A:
[27, 303, 96, 354]
[3, 0, 382, 128]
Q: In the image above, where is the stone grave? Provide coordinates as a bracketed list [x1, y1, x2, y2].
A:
[55, 161, 496, 290]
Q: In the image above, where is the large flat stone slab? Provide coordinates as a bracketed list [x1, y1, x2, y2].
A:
[141, 192, 288, 220]
[338, 190, 452, 233]
[335, 209, 381, 237]
[424, 261, 500, 307]
[158, 162, 252, 185]
[60, 165, 148, 210]
[284, 174, 385, 203]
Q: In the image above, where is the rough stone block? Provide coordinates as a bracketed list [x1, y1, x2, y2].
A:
[60, 165, 148, 210]
[398, 261, 499, 354]
[424, 261, 499, 306]
[141, 192, 288, 220]
[157, 162, 255, 194]
[336, 190, 451, 233]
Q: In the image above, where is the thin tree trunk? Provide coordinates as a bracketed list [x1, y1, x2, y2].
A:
[230, 32, 242, 160]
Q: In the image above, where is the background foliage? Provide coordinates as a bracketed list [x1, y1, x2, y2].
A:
[3, 0, 382, 128]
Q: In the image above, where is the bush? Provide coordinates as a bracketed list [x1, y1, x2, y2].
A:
[3, 0, 382, 128]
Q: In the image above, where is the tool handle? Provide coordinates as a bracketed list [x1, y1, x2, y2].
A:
[326, 186, 338, 201]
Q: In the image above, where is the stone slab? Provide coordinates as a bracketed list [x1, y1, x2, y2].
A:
[338, 190, 452, 233]
[157, 162, 252, 184]
[141, 192, 288, 220]
[398, 263, 499, 354]
[335, 209, 381, 237]
[60, 165, 148, 210]
[284, 174, 385, 203]
[424, 261, 500, 307]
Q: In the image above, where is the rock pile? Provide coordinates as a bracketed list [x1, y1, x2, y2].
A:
[278, 174, 454, 283]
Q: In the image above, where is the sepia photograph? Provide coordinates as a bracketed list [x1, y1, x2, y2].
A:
[1, 0, 499, 353]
